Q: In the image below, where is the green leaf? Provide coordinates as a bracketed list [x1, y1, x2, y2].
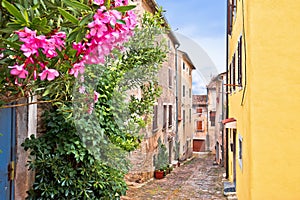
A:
[58, 8, 79, 25]
[42, 89, 51, 97]
[105, 0, 111, 8]
[1, 0, 27, 24]
[114, 5, 136, 13]
[79, 13, 93, 26]
[22, 9, 29, 23]
[62, 0, 91, 11]
[116, 19, 126, 25]
[3, 39, 21, 49]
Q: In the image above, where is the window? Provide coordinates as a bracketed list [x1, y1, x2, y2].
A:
[238, 36, 243, 86]
[168, 68, 172, 88]
[196, 120, 203, 131]
[163, 105, 167, 129]
[239, 134, 243, 169]
[210, 111, 216, 126]
[183, 62, 185, 70]
[183, 85, 185, 97]
[189, 109, 191, 123]
[152, 105, 158, 131]
[227, 0, 237, 35]
[196, 108, 202, 114]
[189, 88, 192, 98]
[168, 105, 172, 127]
[232, 0, 237, 20]
[232, 54, 236, 91]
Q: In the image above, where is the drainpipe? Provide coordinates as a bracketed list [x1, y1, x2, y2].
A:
[175, 43, 180, 160]
[218, 75, 225, 166]
[225, 0, 230, 179]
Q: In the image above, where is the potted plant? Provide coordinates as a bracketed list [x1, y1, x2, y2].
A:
[154, 138, 169, 179]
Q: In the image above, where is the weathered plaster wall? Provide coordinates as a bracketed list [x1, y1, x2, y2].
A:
[15, 98, 36, 199]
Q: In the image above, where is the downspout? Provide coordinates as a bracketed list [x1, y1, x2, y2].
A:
[175, 42, 180, 160]
[221, 77, 225, 166]
[225, 0, 230, 179]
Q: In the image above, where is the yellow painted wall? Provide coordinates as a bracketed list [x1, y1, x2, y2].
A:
[248, 0, 300, 199]
[228, 0, 300, 199]
[227, 0, 252, 199]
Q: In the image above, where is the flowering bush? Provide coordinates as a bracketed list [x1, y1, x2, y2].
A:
[1, 0, 168, 198]
[20, 7, 168, 199]
[0, 0, 137, 106]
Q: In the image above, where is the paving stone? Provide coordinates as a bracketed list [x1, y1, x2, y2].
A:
[122, 154, 226, 200]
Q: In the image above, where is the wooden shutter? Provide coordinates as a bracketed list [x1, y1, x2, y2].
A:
[197, 121, 203, 131]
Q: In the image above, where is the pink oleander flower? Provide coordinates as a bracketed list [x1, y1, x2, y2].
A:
[16, 28, 66, 59]
[51, 32, 66, 49]
[73, 42, 87, 56]
[20, 43, 39, 57]
[9, 64, 28, 79]
[69, 62, 85, 77]
[16, 27, 36, 41]
[80, 76, 85, 83]
[79, 86, 86, 94]
[87, 19, 108, 38]
[114, 0, 123, 6]
[39, 67, 59, 81]
[93, 0, 104, 6]
[125, 10, 138, 30]
[70, 3, 137, 73]
[14, 78, 23, 86]
[87, 103, 94, 114]
[42, 42, 58, 59]
[94, 91, 100, 103]
[38, 61, 46, 70]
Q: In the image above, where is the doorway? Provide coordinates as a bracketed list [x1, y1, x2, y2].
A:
[233, 129, 237, 185]
[0, 108, 15, 199]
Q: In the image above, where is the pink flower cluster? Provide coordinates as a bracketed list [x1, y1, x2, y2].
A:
[8, 27, 66, 82]
[17, 27, 65, 58]
[94, 0, 128, 7]
[69, 1, 137, 77]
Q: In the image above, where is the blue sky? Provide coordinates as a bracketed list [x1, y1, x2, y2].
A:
[155, 0, 226, 93]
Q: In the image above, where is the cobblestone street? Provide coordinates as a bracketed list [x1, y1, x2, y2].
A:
[122, 154, 226, 200]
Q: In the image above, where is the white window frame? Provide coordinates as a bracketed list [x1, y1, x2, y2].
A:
[238, 134, 243, 170]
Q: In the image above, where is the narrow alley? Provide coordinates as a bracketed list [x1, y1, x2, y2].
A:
[122, 154, 226, 200]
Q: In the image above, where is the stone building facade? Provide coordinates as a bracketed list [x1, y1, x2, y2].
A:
[214, 73, 226, 165]
[206, 73, 226, 162]
[126, 0, 180, 183]
[192, 95, 207, 152]
[177, 50, 195, 161]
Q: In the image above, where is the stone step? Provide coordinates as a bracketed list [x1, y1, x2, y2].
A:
[227, 195, 238, 200]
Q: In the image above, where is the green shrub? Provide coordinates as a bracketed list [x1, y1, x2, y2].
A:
[22, 110, 128, 199]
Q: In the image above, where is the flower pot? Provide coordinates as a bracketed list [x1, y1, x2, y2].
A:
[154, 170, 164, 179]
